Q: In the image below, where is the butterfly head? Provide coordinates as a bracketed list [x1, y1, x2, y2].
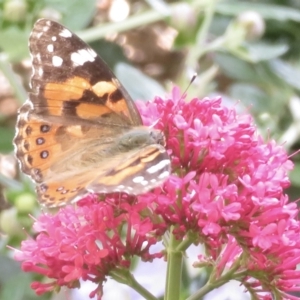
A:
[115, 126, 166, 152]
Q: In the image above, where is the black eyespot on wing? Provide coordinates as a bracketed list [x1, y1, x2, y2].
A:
[40, 125, 50, 133]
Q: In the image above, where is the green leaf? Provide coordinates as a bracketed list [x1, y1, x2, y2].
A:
[0, 26, 29, 62]
[269, 59, 300, 91]
[0, 126, 15, 153]
[115, 62, 166, 102]
[229, 83, 269, 112]
[290, 163, 300, 187]
[0, 271, 48, 300]
[44, 0, 96, 30]
[89, 39, 127, 68]
[214, 53, 259, 82]
[0, 255, 21, 284]
[244, 42, 288, 62]
[216, 2, 300, 22]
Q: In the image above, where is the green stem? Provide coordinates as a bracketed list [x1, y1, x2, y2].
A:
[78, 1, 207, 43]
[110, 268, 158, 300]
[0, 53, 27, 104]
[78, 9, 165, 42]
[195, 0, 217, 53]
[164, 229, 183, 300]
[186, 273, 231, 300]
[187, 259, 244, 300]
[0, 173, 23, 190]
[176, 232, 196, 252]
[196, 36, 226, 59]
[186, 281, 216, 300]
[186, 0, 218, 67]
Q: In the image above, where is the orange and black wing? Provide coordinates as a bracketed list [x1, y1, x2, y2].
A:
[29, 18, 142, 127]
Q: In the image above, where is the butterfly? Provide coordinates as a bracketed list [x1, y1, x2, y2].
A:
[13, 19, 171, 207]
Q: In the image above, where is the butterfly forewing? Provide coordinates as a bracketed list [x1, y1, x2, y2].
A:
[14, 18, 171, 207]
[29, 18, 142, 126]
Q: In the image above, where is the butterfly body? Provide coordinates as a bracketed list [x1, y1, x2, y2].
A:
[14, 19, 170, 207]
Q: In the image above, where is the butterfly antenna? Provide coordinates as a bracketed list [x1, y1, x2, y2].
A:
[149, 118, 160, 129]
[181, 73, 197, 100]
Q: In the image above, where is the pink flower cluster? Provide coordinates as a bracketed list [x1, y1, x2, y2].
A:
[15, 87, 300, 299]
[15, 196, 163, 297]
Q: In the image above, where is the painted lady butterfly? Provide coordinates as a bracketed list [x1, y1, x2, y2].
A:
[14, 19, 170, 207]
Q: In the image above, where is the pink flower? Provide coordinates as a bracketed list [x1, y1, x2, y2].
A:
[15, 87, 300, 300]
[15, 197, 162, 298]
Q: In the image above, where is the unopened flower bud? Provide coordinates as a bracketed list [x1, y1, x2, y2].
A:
[15, 193, 36, 213]
[0, 207, 20, 235]
[3, 0, 27, 22]
[170, 3, 196, 31]
[237, 11, 265, 40]
[38, 7, 62, 22]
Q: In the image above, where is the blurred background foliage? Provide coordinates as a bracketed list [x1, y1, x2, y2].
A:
[0, 0, 300, 299]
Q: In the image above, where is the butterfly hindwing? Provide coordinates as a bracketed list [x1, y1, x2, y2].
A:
[37, 144, 170, 207]
[89, 144, 170, 194]
[14, 106, 114, 184]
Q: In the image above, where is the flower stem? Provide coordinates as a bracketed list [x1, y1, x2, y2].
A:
[78, 1, 207, 43]
[164, 228, 183, 300]
[110, 268, 158, 300]
[0, 53, 27, 104]
[187, 260, 244, 300]
[185, 0, 218, 67]
[186, 281, 215, 300]
[176, 232, 197, 252]
[195, 0, 217, 55]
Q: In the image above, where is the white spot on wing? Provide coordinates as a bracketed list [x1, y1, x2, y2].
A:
[158, 170, 170, 179]
[52, 36, 57, 41]
[24, 98, 34, 109]
[36, 53, 41, 62]
[146, 159, 170, 174]
[31, 58, 35, 77]
[70, 49, 96, 66]
[59, 28, 72, 38]
[20, 110, 30, 122]
[47, 44, 54, 52]
[38, 67, 43, 76]
[52, 55, 63, 67]
[133, 176, 144, 183]
[37, 32, 43, 39]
